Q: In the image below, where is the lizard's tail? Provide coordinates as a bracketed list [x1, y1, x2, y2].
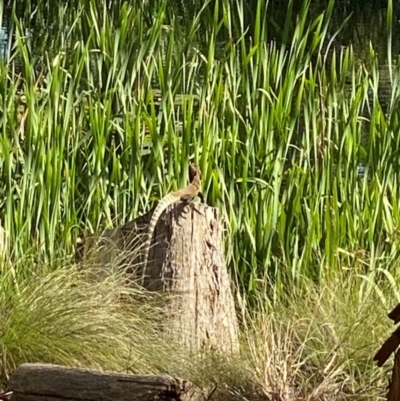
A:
[142, 193, 178, 275]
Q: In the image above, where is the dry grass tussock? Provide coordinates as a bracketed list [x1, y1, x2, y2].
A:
[236, 274, 392, 400]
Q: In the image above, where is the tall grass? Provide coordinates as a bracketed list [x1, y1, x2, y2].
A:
[1, 0, 399, 293]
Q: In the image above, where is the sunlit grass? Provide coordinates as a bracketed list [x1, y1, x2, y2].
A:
[0, 256, 184, 384]
[0, 252, 394, 400]
[239, 267, 393, 400]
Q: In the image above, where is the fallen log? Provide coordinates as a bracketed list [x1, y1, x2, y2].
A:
[8, 363, 206, 401]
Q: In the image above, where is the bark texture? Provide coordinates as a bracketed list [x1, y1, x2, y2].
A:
[8, 363, 206, 401]
[143, 202, 239, 353]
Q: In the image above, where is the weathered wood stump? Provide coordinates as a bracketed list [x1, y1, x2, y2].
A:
[8, 363, 206, 401]
[76, 201, 239, 354]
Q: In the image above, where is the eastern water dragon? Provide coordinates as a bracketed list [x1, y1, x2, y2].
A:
[141, 163, 203, 275]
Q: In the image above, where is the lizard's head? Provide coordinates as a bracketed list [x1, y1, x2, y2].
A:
[189, 163, 201, 183]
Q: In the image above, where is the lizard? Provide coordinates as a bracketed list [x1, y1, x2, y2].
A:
[141, 163, 203, 278]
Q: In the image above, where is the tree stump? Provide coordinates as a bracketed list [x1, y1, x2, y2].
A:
[8, 363, 206, 401]
[77, 201, 239, 355]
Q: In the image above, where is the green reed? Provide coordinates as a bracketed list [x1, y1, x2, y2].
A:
[0, 0, 399, 300]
